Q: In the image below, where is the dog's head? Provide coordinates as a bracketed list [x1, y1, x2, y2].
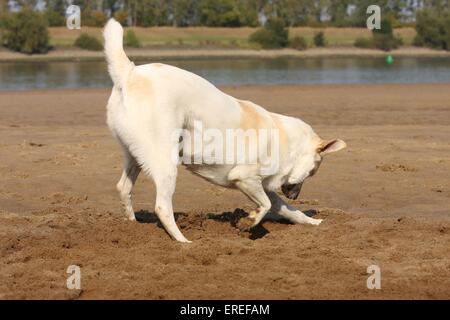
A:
[281, 139, 346, 200]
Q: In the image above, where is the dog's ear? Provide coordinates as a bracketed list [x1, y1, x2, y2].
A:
[317, 139, 347, 156]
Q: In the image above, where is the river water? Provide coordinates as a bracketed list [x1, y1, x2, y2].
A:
[1, 56, 450, 90]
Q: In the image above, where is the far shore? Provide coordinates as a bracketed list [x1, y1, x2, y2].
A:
[1, 46, 449, 63]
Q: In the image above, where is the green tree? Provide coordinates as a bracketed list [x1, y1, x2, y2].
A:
[104, 0, 119, 16]
[124, 29, 141, 47]
[173, 0, 200, 26]
[1, 8, 50, 54]
[114, 9, 129, 26]
[0, 0, 8, 12]
[415, 8, 450, 50]
[71, 0, 109, 26]
[124, 0, 138, 26]
[263, 0, 317, 26]
[74, 32, 103, 50]
[289, 35, 308, 50]
[372, 16, 402, 51]
[199, 0, 241, 27]
[196, 0, 260, 27]
[136, 0, 170, 26]
[249, 17, 288, 48]
[420, 0, 449, 10]
[313, 31, 326, 46]
[236, 0, 260, 27]
[44, 10, 66, 26]
[15, 0, 40, 9]
[327, 0, 351, 26]
[46, 0, 66, 14]
[44, 0, 66, 27]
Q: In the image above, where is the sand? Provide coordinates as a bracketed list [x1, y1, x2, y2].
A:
[0, 84, 449, 299]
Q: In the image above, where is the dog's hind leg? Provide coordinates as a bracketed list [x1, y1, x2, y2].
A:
[267, 191, 322, 225]
[116, 149, 141, 221]
[134, 128, 190, 242]
[151, 167, 191, 243]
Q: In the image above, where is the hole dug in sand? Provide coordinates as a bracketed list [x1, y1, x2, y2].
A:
[134, 208, 324, 241]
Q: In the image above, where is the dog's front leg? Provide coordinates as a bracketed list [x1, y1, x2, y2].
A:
[234, 177, 272, 230]
[267, 191, 322, 225]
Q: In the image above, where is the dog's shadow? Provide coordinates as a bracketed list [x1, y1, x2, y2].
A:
[135, 208, 319, 241]
[135, 210, 175, 224]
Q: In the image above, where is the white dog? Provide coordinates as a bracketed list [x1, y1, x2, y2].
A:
[104, 19, 346, 242]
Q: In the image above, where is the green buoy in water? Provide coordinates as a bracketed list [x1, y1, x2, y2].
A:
[386, 54, 394, 65]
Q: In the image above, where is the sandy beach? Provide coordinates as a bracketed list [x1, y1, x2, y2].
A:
[0, 84, 449, 299]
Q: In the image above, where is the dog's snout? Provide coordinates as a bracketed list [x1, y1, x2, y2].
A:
[282, 183, 302, 200]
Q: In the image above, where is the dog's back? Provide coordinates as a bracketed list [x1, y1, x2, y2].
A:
[104, 19, 245, 133]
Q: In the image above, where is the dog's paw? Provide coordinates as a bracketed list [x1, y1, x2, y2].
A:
[310, 218, 323, 226]
[237, 216, 256, 231]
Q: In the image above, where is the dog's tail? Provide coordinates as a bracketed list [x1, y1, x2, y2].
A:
[103, 18, 134, 89]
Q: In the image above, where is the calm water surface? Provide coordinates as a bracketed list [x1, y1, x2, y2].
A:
[1, 57, 450, 91]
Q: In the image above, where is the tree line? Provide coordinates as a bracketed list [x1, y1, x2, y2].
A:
[0, 0, 448, 28]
